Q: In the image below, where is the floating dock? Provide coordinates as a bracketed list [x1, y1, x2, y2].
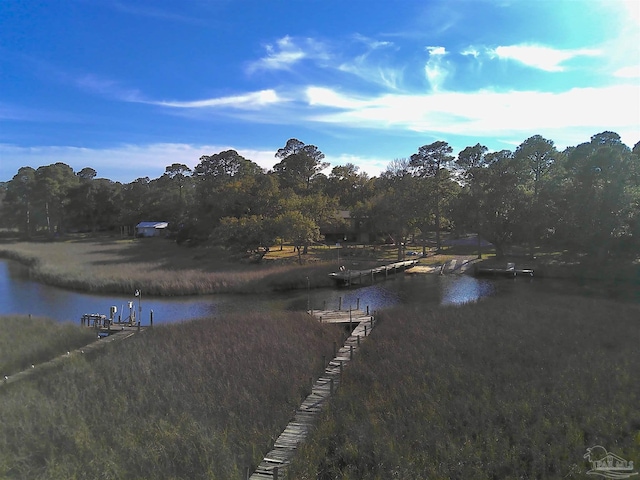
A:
[329, 259, 418, 286]
[475, 262, 534, 277]
[308, 308, 371, 325]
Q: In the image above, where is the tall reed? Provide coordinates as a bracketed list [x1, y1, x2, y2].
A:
[0, 316, 96, 376]
[0, 311, 345, 479]
[287, 292, 640, 479]
[0, 240, 332, 295]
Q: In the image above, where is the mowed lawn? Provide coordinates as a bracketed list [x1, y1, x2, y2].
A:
[287, 291, 640, 480]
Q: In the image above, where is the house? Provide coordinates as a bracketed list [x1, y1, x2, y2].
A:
[135, 221, 169, 238]
[321, 210, 372, 244]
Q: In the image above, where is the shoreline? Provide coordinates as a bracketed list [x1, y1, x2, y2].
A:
[1, 238, 638, 298]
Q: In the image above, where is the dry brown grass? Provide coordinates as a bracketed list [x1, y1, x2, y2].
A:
[287, 292, 640, 479]
[0, 311, 346, 479]
[0, 238, 306, 295]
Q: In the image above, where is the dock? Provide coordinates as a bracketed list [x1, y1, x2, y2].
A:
[310, 308, 372, 325]
[475, 262, 534, 277]
[329, 259, 419, 286]
[249, 309, 376, 479]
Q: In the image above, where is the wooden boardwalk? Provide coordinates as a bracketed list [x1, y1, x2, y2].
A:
[310, 308, 373, 325]
[250, 310, 375, 479]
[329, 259, 418, 286]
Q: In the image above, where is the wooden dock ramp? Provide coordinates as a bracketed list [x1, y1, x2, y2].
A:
[310, 308, 371, 325]
[328, 259, 418, 286]
[249, 310, 376, 479]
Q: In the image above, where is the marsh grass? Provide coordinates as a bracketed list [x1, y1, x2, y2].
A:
[287, 292, 640, 479]
[0, 315, 96, 376]
[0, 311, 345, 479]
[0, 238, 400, 295]
[0, 239, 303, 295]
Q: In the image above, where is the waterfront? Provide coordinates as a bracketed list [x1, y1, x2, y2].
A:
[0, 259, 501, 323]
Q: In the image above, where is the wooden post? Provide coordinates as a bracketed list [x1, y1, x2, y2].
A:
[150, 310, 153, 327]
[366, 305, 369, 315]
[357, 298, 360, 310]
[364, 325, 367, 337]
[137, 321, 140, 332]
[357, 335, 360, 346]
[349, 308, 352, 330]
[273, 466, 278, 479]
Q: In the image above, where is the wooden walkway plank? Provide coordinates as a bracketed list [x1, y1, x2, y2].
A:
[249, 310, 377, 479]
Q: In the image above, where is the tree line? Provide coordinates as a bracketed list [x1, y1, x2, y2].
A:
[1, 133, 639, 261]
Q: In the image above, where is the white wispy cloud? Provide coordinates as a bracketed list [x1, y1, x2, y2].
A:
[614, 65, 640, 78]
[303, 84, 640, 147]
[246, 36, 329, 73]
[424, 46, 449, 91]
[490, 44, 601, 72]
[460, 47, 480, 59]
[338, 35, 401, 89]
[74, 74, 143, 102]
[150, 89, 282, 109]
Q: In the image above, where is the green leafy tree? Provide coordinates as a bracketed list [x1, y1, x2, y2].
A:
[514, 135, 559, 257]
[67, 174, 122, 233]
[3, 167, 37, 237]
[561, 131, 639, 259]
[325, 163, 375, 209]
[163, 163, 193, 223]
[275, 210, 321, 264]
[212, 215, 277, 261]
[474, 150, 529, 257]
[34, 163, 78, 235]
[273, 138, 329, 193]
[192, 150, 264, 234]
[409, 141, 455, 251]
[456, 144, 489, 258]
[119, 177, 155, 234]
[367, 158, 421, 260]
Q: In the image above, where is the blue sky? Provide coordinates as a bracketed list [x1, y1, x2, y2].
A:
[1, 0, 639, 183]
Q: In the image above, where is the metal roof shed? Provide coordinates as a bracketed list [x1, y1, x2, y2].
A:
[135, 221, 169, 237]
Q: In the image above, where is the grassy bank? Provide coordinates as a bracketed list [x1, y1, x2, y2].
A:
[0, 316, 96, 377]
[0, 238, 345, 295]
[0, 311, 345, 479]
[287, 292, 640, 479]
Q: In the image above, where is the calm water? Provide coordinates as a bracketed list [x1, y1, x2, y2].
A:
[0, 259, 507, 324]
